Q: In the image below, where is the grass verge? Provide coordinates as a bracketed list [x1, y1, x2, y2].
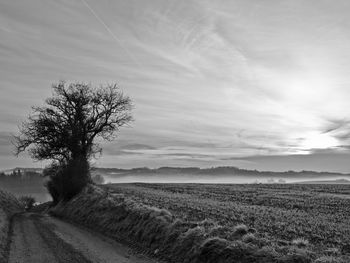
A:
[0, 189, 23, 262]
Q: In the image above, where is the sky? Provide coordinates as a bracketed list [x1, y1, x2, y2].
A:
[1, 0, 350, 173]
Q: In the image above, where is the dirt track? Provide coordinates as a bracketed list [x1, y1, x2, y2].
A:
[8, 213, 156, 263]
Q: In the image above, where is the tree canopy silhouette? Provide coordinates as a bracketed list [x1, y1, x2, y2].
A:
[14, 82, 133, 203]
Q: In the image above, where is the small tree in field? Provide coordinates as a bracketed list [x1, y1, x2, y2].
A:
[14, 82, 132, 203]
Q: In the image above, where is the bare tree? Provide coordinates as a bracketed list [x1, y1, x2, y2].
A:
[14, 81, 133, 202]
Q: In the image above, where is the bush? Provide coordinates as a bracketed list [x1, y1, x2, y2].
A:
[92, 174, 105, 185]
[45, 179, 60, 205]
[19, 196, 36, 211]
[44, 159, 91, 203]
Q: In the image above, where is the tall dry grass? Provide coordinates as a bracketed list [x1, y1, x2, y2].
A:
[50, 185, 341, 262]
[0, 189, 23, 261]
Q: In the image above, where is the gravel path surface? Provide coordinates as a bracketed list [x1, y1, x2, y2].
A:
[8, 213, 157, 263]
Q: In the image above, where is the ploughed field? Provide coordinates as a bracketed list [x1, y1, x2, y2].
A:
[104, 183, 350, 255]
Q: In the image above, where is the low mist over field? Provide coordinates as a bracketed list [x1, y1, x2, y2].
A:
[95, 167, 350, 184]
[2, 166, 349, 203]
[102, 174, 350, 185]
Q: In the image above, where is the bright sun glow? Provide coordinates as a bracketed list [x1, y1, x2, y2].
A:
[301, 132, 339, 150]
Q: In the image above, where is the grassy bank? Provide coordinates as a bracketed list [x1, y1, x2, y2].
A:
[0, 189, 23, 262]
[105, 183, 350, 254]
[50, 184, 349, 263]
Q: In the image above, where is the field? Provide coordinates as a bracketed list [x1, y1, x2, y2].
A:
[104, 183, 350, 257]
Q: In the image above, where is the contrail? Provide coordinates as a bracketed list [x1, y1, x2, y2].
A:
[80, 0, 142, 68]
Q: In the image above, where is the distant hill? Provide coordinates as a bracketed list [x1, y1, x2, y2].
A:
[91, 166, 350, 179]
[0, 166, 350, 179]
[2, 166, 350, 187]
[2, 166, 349, 179]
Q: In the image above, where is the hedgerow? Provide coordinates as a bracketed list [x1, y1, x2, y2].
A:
[50, 185, 324, 263]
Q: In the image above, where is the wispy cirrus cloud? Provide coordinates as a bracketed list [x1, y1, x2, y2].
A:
[1, 0, 350, 172]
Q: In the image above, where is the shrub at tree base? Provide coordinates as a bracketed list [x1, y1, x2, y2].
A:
[51, 185, 321, 263]
[44, 158, 90, 205]
[18, 196, 36, 211]
[0, 189, 23, 261]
